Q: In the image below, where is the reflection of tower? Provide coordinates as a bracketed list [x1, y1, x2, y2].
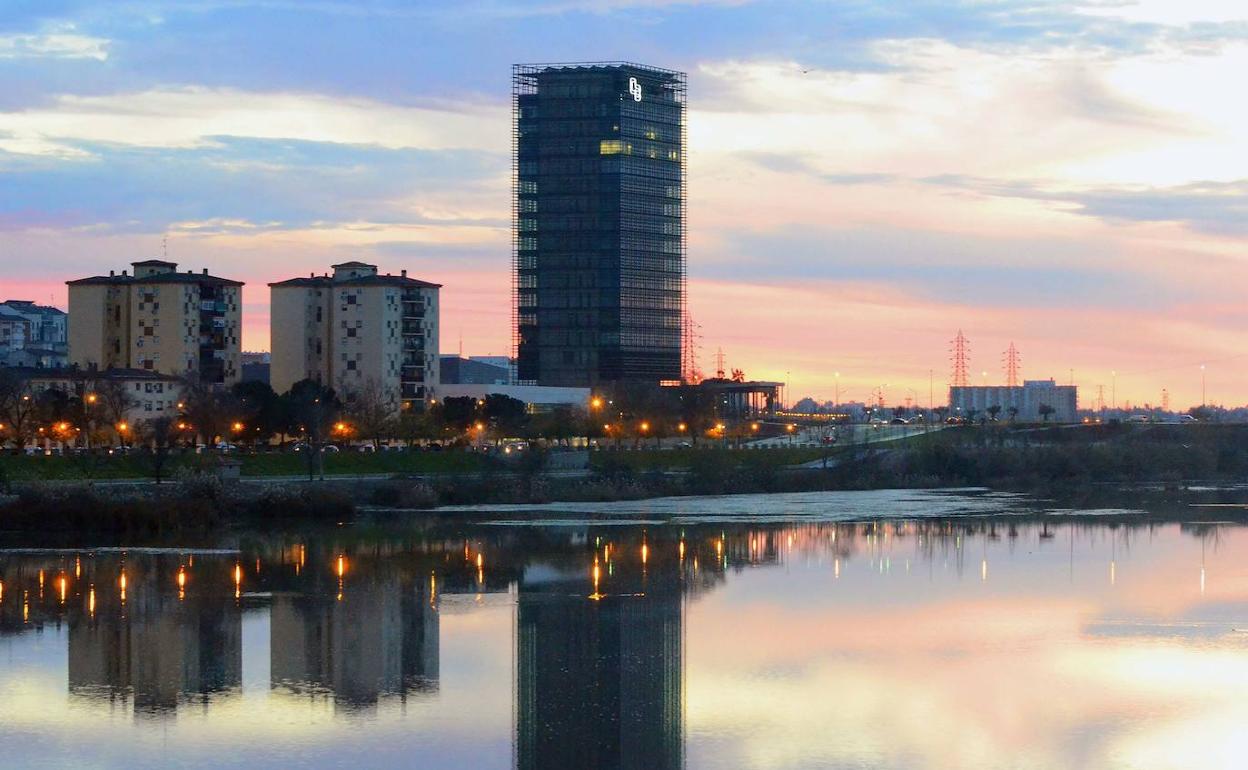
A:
[67, 562, 242, 716]
[516, 560, 682, 770]
[270, 576, 438, 711]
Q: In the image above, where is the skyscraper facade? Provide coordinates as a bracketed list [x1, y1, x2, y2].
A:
[513, 62, 686, 387]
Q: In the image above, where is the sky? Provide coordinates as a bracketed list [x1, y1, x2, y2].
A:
[2, 0, 1247, 409]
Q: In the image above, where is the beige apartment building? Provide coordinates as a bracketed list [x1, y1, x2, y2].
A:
[66, 260, 243, 386]
[269, 262, 440, 413]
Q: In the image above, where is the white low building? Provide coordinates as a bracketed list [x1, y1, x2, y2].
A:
[434, 383, 589, 413]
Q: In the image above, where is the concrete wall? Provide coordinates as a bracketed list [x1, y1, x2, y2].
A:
[67, 284, 109, 370]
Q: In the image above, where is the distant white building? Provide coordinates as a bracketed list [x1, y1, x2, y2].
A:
[0, 300, 68, 368]
[434, 383, 589, 413]
[949, 379, 1078, 423]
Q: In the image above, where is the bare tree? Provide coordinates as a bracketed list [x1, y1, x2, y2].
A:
[286, 379, 341, 481]
[345, 378, 394, 450]
[0, 369, 39, 449]
[181, 377, 235, 450]
[93, 378, 137, 447]
[139, 416, 177, 484]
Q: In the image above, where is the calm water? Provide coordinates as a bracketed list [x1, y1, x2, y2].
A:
[1, 489, 1246, 769]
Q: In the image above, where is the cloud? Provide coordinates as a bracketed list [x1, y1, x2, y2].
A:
[0, 27, 108, 60]
[0, 137, 508, 233]
[922, 174, 1248, 236]
[0, 87, 507, 157]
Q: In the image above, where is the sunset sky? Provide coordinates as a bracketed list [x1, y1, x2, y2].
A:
[3, 1, 1248, 408]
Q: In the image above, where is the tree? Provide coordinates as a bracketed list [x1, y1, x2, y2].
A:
[1038, 404, 1055, 423]
[139, 416, 177, 484]
[396, 408, 443, 447]
[483, 394, 528, 442]
[182, 378, 237, 449]
[345, 378, 394, 450]
[284, 379, 341, 480]
[0, 369, 38, 448]
[529, 405, 582, 446]
[1006, 406, 1019, 423]
[440, 397, 478, 435]
[231, 380, 283, 447]
[92, 378, 137, 447]
[986, 405, 1002, 422]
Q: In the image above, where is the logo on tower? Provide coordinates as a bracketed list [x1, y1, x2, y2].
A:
[628, 77, 643, 102]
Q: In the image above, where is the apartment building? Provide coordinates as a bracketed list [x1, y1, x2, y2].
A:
[66, 260, 243, 386]
[0, 300, 68, 368]
[11, 366, 185, 425]
[269, 262, 440, 413]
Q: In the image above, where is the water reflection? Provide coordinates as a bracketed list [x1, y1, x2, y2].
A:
[67, 560, 242, 715]
[0, 508, 1245, 768]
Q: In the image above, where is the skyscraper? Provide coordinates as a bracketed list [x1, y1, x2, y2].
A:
[513, 62, 686, 387]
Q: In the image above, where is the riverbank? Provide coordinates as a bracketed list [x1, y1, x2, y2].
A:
[3, 423, 1248, 533]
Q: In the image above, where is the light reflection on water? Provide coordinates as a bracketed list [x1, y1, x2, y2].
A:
[0, 493, 1246, 769]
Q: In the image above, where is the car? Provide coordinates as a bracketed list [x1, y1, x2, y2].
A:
[891, 417, 909, 425]
[357, 444, 376, 453]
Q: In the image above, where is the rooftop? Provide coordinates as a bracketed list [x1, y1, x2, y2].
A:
[269, 272, 440, 289]
[67, 270, 243, 287]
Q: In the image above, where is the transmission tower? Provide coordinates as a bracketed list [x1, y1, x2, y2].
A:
[950, 330, 970, 387]
[1003, 343, 1021, 387]
[682, 311, 703, 384]
[1161, 388, 1170, 412]
[714, 347, 726, 380]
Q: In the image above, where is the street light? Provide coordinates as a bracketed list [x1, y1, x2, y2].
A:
[591, 397, 603, 410]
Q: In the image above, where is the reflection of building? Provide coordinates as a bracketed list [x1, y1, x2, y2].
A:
[514, 62, 687, 387]
[68, 584, 242, 715]
[270, 578, 438, 710]
[517, 563, 683, 770]
[950, 379, 1078, 423]
[67, 259, 243, 385]
[269, 261, 440, 411]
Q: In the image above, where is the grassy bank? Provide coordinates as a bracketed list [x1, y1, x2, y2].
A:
[0, 449, 492, 482]
[5, 423, 1248, 534]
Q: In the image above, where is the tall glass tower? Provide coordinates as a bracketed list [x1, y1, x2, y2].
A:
[513, 62, 686, 387]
